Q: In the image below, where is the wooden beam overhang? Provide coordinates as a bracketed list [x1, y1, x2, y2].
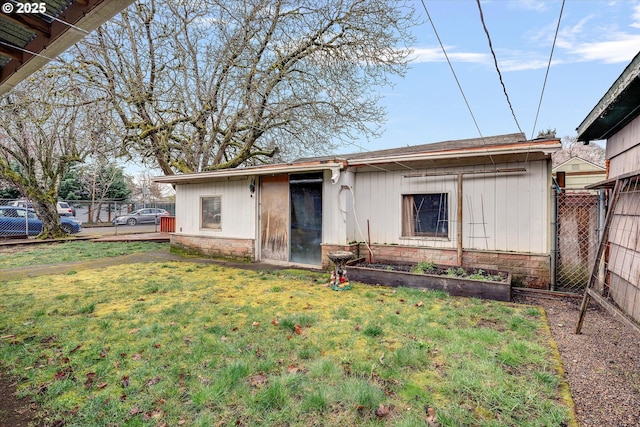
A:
[0, 0, 135, 95]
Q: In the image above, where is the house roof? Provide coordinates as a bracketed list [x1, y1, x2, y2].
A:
[0, 0, 135, 96]
[552, 156, 606, 172]
[154, 133, 561, 185]
[577, 51, 640, 142]
[297, 132, 530, 163]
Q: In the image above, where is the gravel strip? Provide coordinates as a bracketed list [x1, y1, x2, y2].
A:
[514, 292, 640, 426]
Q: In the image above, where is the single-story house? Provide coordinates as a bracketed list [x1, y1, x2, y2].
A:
[552, 157, 606, 191]
[577, 50, 640, 322]
[155, 133, 561, 288]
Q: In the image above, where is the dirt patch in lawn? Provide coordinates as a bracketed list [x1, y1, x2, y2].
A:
[0, 371, 42, 427]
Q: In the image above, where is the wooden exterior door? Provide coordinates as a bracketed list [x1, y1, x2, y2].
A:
[260, 175, 289, 261]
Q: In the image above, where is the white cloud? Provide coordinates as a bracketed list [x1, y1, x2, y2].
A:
[555, 16, 593, 50]
[410, 47, 488, 64]
[499, 57, 557, 72]
[512, 0, 548, 12]
[410, 45, 555, 72]
[632, 3, 640, 28]
[554, 6, 640, 65]
[570, 35, 640, 63]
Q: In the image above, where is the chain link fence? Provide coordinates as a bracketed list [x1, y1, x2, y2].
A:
[553, 188, 605, 292]
[0, 198, 175, 238]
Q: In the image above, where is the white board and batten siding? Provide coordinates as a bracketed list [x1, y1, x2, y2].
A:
[351, 160, 551, 254]
[321, 169, 355, 246]
[607, 114, 640, 177]
[174, 178, 256, 238]
[605, 113, 640, 321]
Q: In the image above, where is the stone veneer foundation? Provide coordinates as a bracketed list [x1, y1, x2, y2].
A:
[171, 234, 254, 261]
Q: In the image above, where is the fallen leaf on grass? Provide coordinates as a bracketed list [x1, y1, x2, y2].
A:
[54, 367, 73, 380]
[294, 324, 302, 335]
[287, 364, 299, 374]
[271, 318, 279, 326]
[416, 301, 424, 307]
[129, 328, 140, 334]
[69, 344, 82, 354]
[84, 372, 95, 388]
[97, 382, 108, 389]
[426, 407, 439, 426]
[142, 409, 163, 420]
[354, 324, 361, 331]
[132, 353, 143, 361]
[252, 321, 261, 327]
[130, 407, 142, 415]
[375, 404, 390, 417]
[249, 373, 268, 387]
[146, 376, 162, 386]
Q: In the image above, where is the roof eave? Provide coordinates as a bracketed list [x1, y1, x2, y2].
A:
[0, 0, 136, 96]
[346, 140, 561, 167]
[154, 140, 560, 184]
[153, 160, 347, 185]
[576, 52, 640, 143]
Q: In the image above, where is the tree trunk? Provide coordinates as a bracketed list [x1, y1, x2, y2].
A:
[33, 201, 66, 239]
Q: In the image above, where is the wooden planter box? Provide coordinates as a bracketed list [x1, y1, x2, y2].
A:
[347, 260, 512, 302]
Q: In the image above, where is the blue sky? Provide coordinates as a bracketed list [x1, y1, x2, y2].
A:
[338, 0, 640, 155]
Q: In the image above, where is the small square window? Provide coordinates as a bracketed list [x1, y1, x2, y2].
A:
[201, 196, 221, 230]
[402, 193, 448, 238]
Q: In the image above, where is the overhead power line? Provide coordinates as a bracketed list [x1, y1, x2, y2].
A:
[475, 0, 524, 136]
[530, 0, 565, 140]
[421, 0, 495, 165]
[421, 0, 484, 140]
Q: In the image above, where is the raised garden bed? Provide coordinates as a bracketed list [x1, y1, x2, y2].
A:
[347, 259, 512, 302]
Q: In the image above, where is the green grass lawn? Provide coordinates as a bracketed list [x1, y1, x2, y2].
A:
[0, 241, 167, 269]
[0, 249, 576, 426]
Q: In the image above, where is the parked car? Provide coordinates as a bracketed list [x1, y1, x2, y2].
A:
[0, 206, 82, 237]
[8, 200, 33, 209]
[9, 199, 76, 217]
[112, 208, 169, 226]
[56, 201, 76, 217]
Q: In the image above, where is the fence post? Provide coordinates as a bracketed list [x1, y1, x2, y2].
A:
[550, 185, 558, 291]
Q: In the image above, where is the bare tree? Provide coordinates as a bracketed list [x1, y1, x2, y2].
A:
[552, 135, 606, 168]
[0, 72, 111, 238]
[67, 0, 417, 175]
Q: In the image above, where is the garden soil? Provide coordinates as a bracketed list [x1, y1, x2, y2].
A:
[1, 250, 639, 426]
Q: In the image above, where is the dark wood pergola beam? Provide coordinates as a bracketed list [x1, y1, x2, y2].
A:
[2, 13, 52, 38]
[0, 0, 103, 81]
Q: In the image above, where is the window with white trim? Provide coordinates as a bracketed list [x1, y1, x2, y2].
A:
[201, 196, 221, 230]
[402, 193, 449, 238]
